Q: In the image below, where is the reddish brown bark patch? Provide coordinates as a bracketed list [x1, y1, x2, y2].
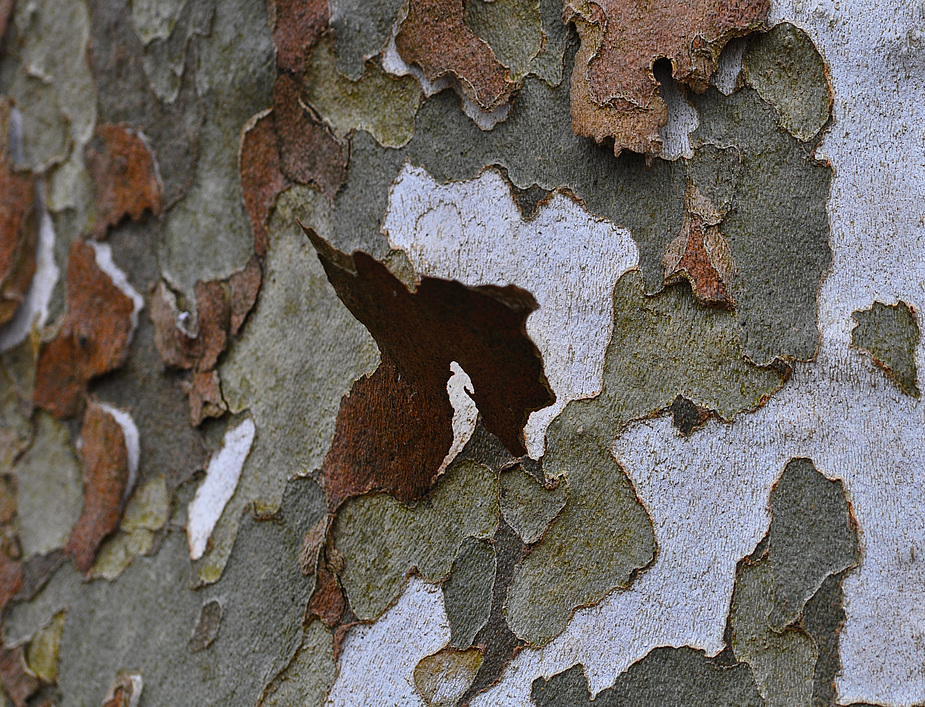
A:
[65, 401, 131, 574]
[0, 553, 22, 615]
[0, 644, 39, 707]
[85, 124, 163, 239]
[303, 227, 553, 508]
[395, 0, 513, 112]
[229, 256, 262, 336]
[273, 75, 348, 197]
[307, 563, 346, 629]
[663, 184, 735, 307]
[272, 0, 329, 73]
[150, 281, 199, 371]
[101, 675, 140, 707]
[34, 241, 136, 418]
[564, 0, 769, 155]
[239, 111, 290, 259]
[184, 370, 227, 426]
[0, 157, 37, 327]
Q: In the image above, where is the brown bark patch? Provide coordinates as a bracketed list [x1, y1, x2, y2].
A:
[272, 0, 329, 73]
[239, 111, 290, 259]
[34, 241, 135, 418]
[229, 255, 262, 336]
[564, 0, 769, 155]
[663, 184, 735, 307]
[85, 123, 163, 239]
[0, 644, 39, 707]
[303, 226, 553, 508]
[307, 563, 345, 628]
[0, 157, 37, 327]
[273, 74, 348, 197]
[65, 401, 131, 574]
[184, 370, 227, 426]
[395, 0, 513, 112]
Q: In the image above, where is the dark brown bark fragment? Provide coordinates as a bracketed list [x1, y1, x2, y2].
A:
[303, 227, 553, 508]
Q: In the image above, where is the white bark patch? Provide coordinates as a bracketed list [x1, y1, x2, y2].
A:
[384, 164, 639, 459]
[0, 182, 58, 352]
[326, 577, 449, 707]
[187, 418, 256, 561]
[657, 73, 699, 161]
[95, 402, 141, 503]
[88, 241, 144, 335]
[439, 362, 478, 474]
[473, 350, 925, 706]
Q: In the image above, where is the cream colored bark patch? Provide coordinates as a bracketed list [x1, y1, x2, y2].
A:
[187, 418, 256, 560]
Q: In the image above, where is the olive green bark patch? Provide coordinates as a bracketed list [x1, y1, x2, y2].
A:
[730, 559, 818, 707]
[692, 85, 832, 364]
[851, 300, 921, 397]
[305, 35, 421, 148]
[570, 271, 784, 431]
[329, 0, 405, 80]
[744, 23, 832, 142]
[465, 0, 567, 85]
[5, 474, 325, 705]
[259, 620, 337, 707]
[414, 647, 484, 707]
[14, 412, 83, 559]
[444, 538, 496, 649]
[333, 459, 498, 622]
[767, 458, 860, 630]
[532, 649, 763, 706]
[25, 610, 66, 683]
[506, 271, 783, 647]
[499, 463, 566, 545]
[160, 0, 275, 296]
[729, 459, 859, 707]
[504, 410, 653, 646]
[130, 0, 185, 44]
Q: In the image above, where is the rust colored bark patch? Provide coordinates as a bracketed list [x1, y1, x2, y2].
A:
[0, 553, 22, 615]
[0, 157, 37, 327]
[307, 563, 346, 629]
[273, 75, 348, 197]
[272, 0, 329, 73]
[34, 241, 136, 418]
[304, 227, 553, 508]
[150, 281, 199, 371]
[564, 0, 769, 155]
[101, 675, 141, 707]
[395, 0, 513, 112]
[85, 123, 163, 239]
[184, 370, 227, 426]
[0, 645, 39, 707]
[239, 111, 290, 259]
[65, 401, 131, 574]
[229, 256, 262, 336]
[663, 184, 735, 307]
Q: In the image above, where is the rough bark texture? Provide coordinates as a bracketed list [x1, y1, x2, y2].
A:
[0, 1, 919, 706]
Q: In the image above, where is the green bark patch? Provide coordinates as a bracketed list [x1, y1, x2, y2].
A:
[332, 458, 498, 621]
[505, 271, 783, 646]
[851, 300, 921, 397]
[532, 649, 763, 706]
[729, 458, 860, 706]
[744, 23, 832, 142]
[443, 537, 496, 649]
